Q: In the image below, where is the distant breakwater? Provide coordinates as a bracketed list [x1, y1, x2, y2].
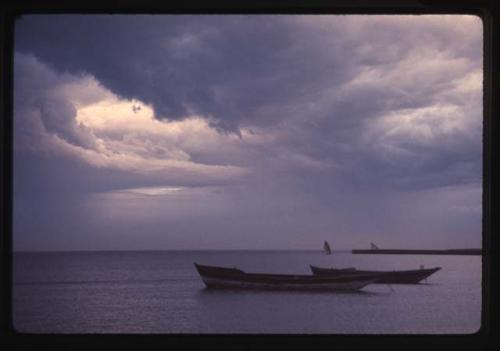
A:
[351, 249, 482, 256]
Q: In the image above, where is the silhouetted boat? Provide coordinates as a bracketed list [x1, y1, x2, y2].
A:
[309, 265, 441, 284]
[370, 242, 380, 250]
[194, 263, 384, 291]
[324, 241, 332, 255]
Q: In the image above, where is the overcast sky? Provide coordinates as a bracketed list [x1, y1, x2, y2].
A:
[13, 15, 483, 251]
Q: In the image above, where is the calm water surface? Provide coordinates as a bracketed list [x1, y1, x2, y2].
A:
[13, 251, 482, 334]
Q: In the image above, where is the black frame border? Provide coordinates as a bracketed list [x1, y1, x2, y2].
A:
[1, 1, 498, 350]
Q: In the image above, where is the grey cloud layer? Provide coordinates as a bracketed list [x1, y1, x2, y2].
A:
[15, 16, 481, 123]
[14, 54, 100, 152]
[13, 15, 483, 250]
[14, 53, 252, 190]
[16, 15, 482, 190]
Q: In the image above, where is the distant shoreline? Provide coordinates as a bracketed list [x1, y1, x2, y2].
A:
[12, 249, 325, 254]
[352, 248, 483, 256]
[12, 248, 482, 255]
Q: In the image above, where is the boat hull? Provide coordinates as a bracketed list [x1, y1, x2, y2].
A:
[310, 266, 441, 284]
[199, 275, 375, 291]
[194, 263, 379, 291]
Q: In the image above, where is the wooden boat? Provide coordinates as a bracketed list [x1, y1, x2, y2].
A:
[194, 263, 384, 291]
[309, 265, 441, 284]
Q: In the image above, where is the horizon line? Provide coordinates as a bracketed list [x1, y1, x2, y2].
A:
[12, 247, 482, 254]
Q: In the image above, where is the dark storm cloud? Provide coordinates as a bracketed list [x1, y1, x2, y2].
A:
[14, 15, 483, 189]
[14, 15, 356, 132]
[14, 52, 252, 190]
[13, 15, 483, 250]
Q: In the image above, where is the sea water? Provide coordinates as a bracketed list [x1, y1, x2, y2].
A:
[12, 251, 482, 334]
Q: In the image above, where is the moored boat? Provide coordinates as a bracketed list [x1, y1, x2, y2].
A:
[309, 265, 441, 284]
[194, 263, 384, 291]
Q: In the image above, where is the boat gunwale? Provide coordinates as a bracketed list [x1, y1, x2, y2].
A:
[194, 263, 388, 284]
[309, 265, 441, 284]
[309, 265, 441, 276]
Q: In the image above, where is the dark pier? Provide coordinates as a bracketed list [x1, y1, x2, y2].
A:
[351, 248, 482, 255]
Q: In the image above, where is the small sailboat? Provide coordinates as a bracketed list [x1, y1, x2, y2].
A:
[323, 241, 332, 255]
[370, 242, 380, 250]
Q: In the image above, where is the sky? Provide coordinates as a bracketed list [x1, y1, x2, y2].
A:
[12, 15, 483, 251]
